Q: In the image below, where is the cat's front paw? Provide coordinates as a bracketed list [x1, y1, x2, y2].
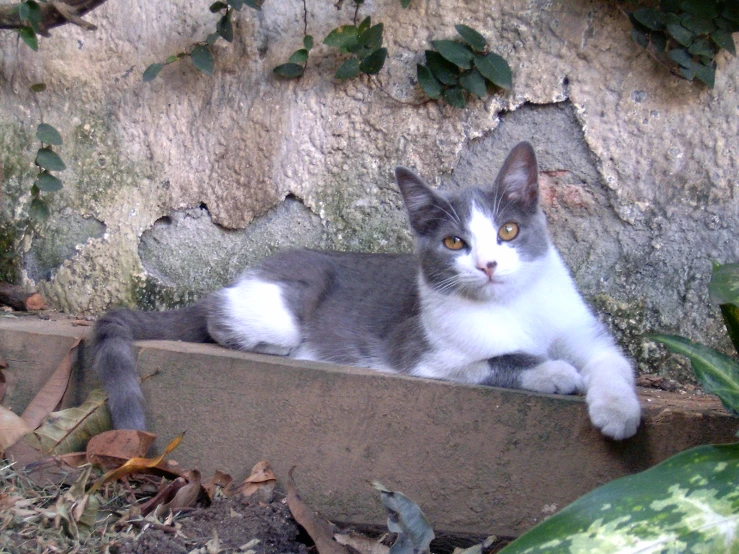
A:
[519, 360, 584, 395]
[587, 382, 641, 440]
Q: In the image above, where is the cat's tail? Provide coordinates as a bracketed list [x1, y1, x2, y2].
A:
[91, 302, 213, 430]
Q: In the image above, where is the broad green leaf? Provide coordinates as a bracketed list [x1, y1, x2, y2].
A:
[474, 52, 512, 89]
[143, 63, 164, 82]
[400, 0, 410, 7]
[20, 26, 38, 51]
[431, 40, 474, 69]
[632, 8, 665, 31]
[19, 1, 31, 21]
[31, 183, 39, 196]
[688, 38, 716, 57]
[165, 55, 178, 64]
[681, 14, 716, 35]
[30, 82, 46, 92]
[288, 49, 309, 64]
[323, 25, 360, 52]
[36, 123, 63, 146]
[359, 47, 387, 75]
[455, 24, 486, 52]
[29, 197, 49, 221]
[679, 65, 695, 81]
[680, 0, 718, 19]
[209, 1, 227, 12]
[228, 0, 244, 8]
[35, 171, 63, 192]
[720, 304, 739, 356]
[303, 35, 314, 50]
[21, 0, 41, 25]
[373, 482, 434, 554]
[217, 12, 233, 42]
[335, 57, 361, 80]
[710, 263, 739, 306]
[500, 443, 739, 554]
[352, 23, 384, 58]
[425, 50, 460, 85]
[711, 30, 736, 56]
[358, 16, 371, 34]
[416, 64, 442, 99]
[273, 62, 304, 79]
[191, 45, 214, 75]
[442, 86, 466, 108]
[35, 147, 66, 171]
[692, 60, 715, 88]
[243, 0, 263, 9]
[666, 23, 694, 46]
[631, 28, 649, 49]
[651, 334, 739, 414]
[459, 68, 487, 98]
[668, 47, 692, 67]
[206, 32, 220, 46]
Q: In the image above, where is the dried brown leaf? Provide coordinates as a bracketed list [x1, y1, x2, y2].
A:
[86, 429, 156, 469]
[335, 533, 390, 554]
[155, 469, 202, 517]
[0, 404, 32, 451]
[203, 469, 234, 501]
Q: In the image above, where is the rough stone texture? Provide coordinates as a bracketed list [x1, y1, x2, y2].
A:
[0, 0, 738, 378]
[0, 317, 735, 537]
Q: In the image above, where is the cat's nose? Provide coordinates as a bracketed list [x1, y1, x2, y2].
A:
[477, 261, 497, 279]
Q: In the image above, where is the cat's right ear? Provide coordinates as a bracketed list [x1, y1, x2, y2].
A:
[395, 167, 443, 235]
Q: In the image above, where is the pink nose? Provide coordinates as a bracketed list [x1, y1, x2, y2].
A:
[478, 261, 497, 279]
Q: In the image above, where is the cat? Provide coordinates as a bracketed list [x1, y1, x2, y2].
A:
[92, 141, 641, 439]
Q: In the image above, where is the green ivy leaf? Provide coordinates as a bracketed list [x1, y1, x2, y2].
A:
[20, 26, 38, 51]
[680, 0, 718, 19]
[631, 28, 649, 49]
[416, 64, 442, 99]
[400, 0, 411, 7]
[29, 197, 49, 221]
[206, 32, 220, 46]
[243, 0, 263, 8]
[324, 25, 360, 52]
[353, 23, 384, 58]
[692, 60, 715, 88]
[688, 38, 716, 57]
[459, 68, 487, 98]
[303, 35, 314, 51]
[217, 12, 233, 42]
[35, 147, 66, 171]
[191, 45, 214, 75]
[425, 50, 460, 85]
[143, 63, 164, 82]
[229, 0, 244, 8]
[431, 40, 474, 69]
[359, 47, 387, 74]
[35, 171, 63, 192]
[19, 1, 31, 21]
[442, 86, 466, 108]
[288, 49, 309, 64]
[30, 184, 39, 197]
[36, 123, 63, 146]
[273, 63, 304, 79]
[455, 24, 486, 52]
[29, 83, 46, 92]
[632, 8, 665, 31]
[679, 65, 695, 80]
[668, 47, 692, 67]
[165, 55, 178, 64]
[681, 14, 716, 35]
[711, 30, 736, 56]
[335, 57, 361, 80]
[209, 1, 227, 12]
[474, 52, 512, 89]
[357, 16, 371, 34]
[666, 23, 694, 46]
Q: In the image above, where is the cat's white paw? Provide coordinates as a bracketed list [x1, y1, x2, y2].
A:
[587, 381, 642, 440]
[519, 360, 584, 395]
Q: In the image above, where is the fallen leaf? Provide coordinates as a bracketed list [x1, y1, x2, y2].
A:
[139, 476, 187, 517]
[155, 469, 202, 517]
[203, 470, 234, 501]
[335, 533, 390, 554]
[86, 429, 156, 469]
[226, 461, 277, 501]
[0, 404, 32, 451]
[287, 467, 350, 554]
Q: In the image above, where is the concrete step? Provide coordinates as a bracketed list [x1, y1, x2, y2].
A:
[0, 315, 735, 537]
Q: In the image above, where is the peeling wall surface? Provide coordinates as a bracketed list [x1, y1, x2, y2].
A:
[1, 0, 737, 377]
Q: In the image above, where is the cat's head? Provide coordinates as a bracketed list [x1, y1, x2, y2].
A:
[395, 141, 551, 301]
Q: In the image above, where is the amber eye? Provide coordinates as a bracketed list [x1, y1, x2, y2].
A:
[498, 222, 519, 241]
[443, 236, 466, 250]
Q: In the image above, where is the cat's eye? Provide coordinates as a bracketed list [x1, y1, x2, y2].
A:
[498, 222, 519, 241]
[442, 236, 466, 250]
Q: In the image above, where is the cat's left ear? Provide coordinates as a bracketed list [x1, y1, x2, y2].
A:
[494, 141, 539, 213]
[395, 166, 443, 235]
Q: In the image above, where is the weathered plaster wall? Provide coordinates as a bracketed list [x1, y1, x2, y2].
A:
[1, 0, 737, 378]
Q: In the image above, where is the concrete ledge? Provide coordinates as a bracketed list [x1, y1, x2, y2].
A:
[1, 316, 736, 537]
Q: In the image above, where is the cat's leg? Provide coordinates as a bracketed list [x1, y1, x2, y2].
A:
[482, 354, 583, 394]
[206, 277, 302, 355]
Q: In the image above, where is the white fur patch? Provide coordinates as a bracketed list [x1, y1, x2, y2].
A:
[466, 204, 521, 280]
[222, 277, 301, 353]
[519, 360, 583, 394]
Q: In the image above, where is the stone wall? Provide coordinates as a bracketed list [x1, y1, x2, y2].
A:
[1, 0, 737, 378]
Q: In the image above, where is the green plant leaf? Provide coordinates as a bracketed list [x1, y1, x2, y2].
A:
[335, 57, 361, 80]
[651, 30, 667, 52]
[692, 60, 715, 88]
[209, 1, 227, 12]
[666, 23, 695, 46]
[688, 38, 716, 57]
[143, 63, 164, 82]
[359, 47, 387, 74]
[35, 147, 66, 171]
[442, 86, 466, 108]
[459, 68, 487, 98]
[431, 39, 474, 69]
[679, 65, 695, 81]
[709, 263, 739, 306]
[632, 8, 665, 31]
[273, 62, 304, 79]
[19, 1, 31, 21]
[229, 0, 244, 8]
[324, 25, 360, 52]
[668, 47, 693, 67]
[400, 0, 411, 7]
[217, 12, 233, 42]
[681, 14, 716, 35]
[720, 304, 739, 356]
[474, 52, 512, 89]
[243, 0, 263, 9]
[36, 123, 63, 146]
[29, 197, 49, 221]
[711, 30, 736, 56]
[680, 0, 718, 19]
[358, 16, 371, 34]
[35, 171, 63, 192]
[455, 24, 486, 52]
[373, 482, 435, 554]
[416, 64, 442, 99]
[165, 55, 178, 64]
[29, 83, 46, 92]
[631, 28, 649, 49]
[499, 443, 739, 554]
[20, 26, 38, 51]
[206, 32, 220, 46]
[303, 35, 314, 50]
[353, 23, 384, 58]
[651, 334, 739, 414]
[425, 50, 460, 85]
[288, 49, 309, 64]
[191, 45, 214, 75]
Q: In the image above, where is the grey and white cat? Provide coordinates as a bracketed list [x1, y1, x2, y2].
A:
[93, 142, 641, 439]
